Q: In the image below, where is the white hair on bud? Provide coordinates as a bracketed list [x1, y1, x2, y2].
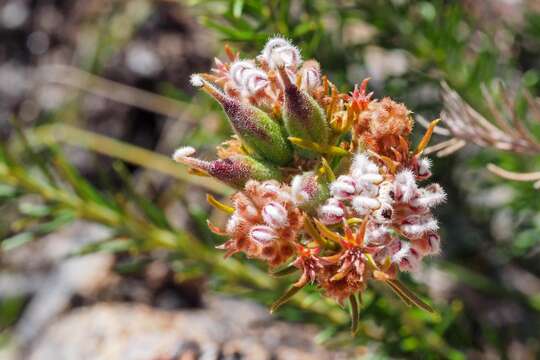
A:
[351, 152, 380, 178]
[226, 213, 242, 234]
[352, 196, 380, 210]
[378, 181, 394, 204]
[365, 225, 391, 245]
[417, 157, 432, 178]
[261, 36, 302, 69]
[190, 74, 204, 88]
[289, 172, 316, 205]
[330, 175, 357, 199]
[229, 60, 256, 88]
[391, 241, 410, 263]
[400, 215, 439, 237]
[301, 65, 320, 90]
[261, 36, 293, 61]
[250, 225, 277, 244]
[411, 184, 446, 208]
[262, 202, 289, 229]
[394, 169, 418, 202]
[242, 68, 269, 94]
[318, 198, 345, 225]
[356, 181, 379, 197]
[373, 203, 393, 223]
[357, 173, 384, 184]
[290, 174, 306, 202]
[173, 146, 196, 162]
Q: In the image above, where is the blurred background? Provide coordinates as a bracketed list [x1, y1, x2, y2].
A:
[1, 0, 540, 359]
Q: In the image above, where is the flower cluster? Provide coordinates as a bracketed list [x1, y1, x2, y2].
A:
[174, 36, 445, 330]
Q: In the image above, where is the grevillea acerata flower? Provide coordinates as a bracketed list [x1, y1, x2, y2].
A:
[174, 37, 445, 333]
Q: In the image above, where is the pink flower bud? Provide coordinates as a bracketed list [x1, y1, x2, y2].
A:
[232, 192, 259, 222]
[330, 175, 357, 200]
[262, 201, 289, 229]
[394, 169, 418, 202]
[412, 231, 441, 255]
[373, 203, 393, 223]
[365, 224, 392, 245]
[226, 213, 250, 236]
[229, 60, 256, 88]
[416, 157, 432, 179]
[351, 153, 379, 177]
[242, 68, 269, 95]
[357, 173, 384, 184]
[301, 62, 320, 90]
[400, 214, 439, 238]
[352, 195, 380, 216]
[411, 184, 446, 209]
[318, 198, 345, 225]
[249, 225, 277, 245]
[391, 241, 421, 272]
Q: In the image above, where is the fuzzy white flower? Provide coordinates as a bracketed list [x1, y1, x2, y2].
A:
[262, 201, 289, 228]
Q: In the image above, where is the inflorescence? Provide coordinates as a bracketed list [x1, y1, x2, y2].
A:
[174, 36, 445, 332]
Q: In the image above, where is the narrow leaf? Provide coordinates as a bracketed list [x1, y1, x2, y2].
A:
[270, 285, 303, 313]
[349, 294, 360, 335]
[388, 279, 434, 313]
[271, 264, 299, 277]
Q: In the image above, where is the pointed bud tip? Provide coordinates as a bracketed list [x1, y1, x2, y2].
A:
[190, 74, 204, 88]
[173, 146, 196, 162]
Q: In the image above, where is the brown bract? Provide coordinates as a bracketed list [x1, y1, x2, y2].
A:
[216, 180, 304, 267]
[354, 97, 413, 159]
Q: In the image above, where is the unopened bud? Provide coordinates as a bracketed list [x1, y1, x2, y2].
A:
[391, 241, 421, 272]
[261, 37, 302, 69]
[351, 195, 380, 216]
[394, 169, 418, 202]
[330, 175, 357, 200]
[300, 60, 320, 91]
[291, 172, 329, 211]
[412, 231, 441, 255]
[190, 74, 292, 165]
[242, 68, 269, 95]
[277, 66, 329, 157]
[416, 157, 432, 179]
[250, 225, 277, 244]
[229, 60, 256, 88]
[262, 201, 289, 228]
[318, 198, 345, 225]
[174, 149, 282, 188]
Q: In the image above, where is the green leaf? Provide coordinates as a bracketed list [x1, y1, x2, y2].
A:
[2, 232, 34, 252]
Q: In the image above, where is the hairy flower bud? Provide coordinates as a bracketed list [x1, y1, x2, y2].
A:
[190, 74, 292, 165]
[277, 67, 329, 156]
[291, 172, 329, 211]
[262, 201, 289, 228]
[250, 225, 278, 245]
[410, 184, 446, 209]
[229, 60, 256, 88]
[261, 37, 302, 69]
[330, 175, 357, 200]
[318, 198, 346, 225]
[391, 241, 421, 272]
[416, 157, 432, 180]
[300, 60, 321, 91]
[351, 195, 380, 215]
[174, 149, 282, 188]
[412, 231, 441, 255]
[394, 169, 418, 202]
